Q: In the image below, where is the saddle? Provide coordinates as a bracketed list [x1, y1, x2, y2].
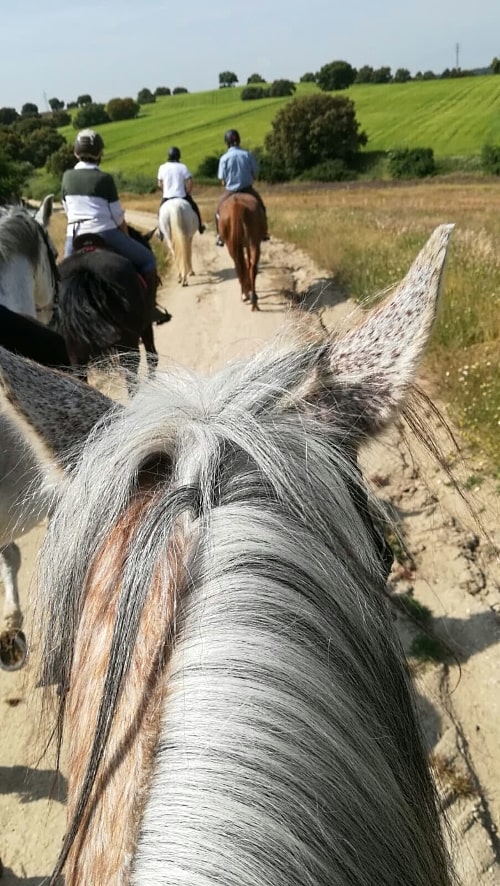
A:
[71, 233, 172, 326]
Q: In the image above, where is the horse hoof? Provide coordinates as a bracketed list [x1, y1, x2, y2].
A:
[242, 294, 251, 303]
[251, 302, 260, 312]
[0, 629, 28, 671]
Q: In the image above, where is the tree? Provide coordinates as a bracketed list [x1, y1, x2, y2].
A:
[77, 94, 92, 106]
[172, 87, 188, 94]
[0, 107, 19, 125]
[72, 103, 110, 129]
[49, 110, 71, 127]
[0, 129, 24, 161]
[46, 143, 75, 177]
[21, 102, 39, 117]
[490, 57, 500, 74]
[355, 66, 374, 84]
[268, 79, 296, 97]
[67, 101, 78, 110]
[48, 97, 65, 111]
[393, 68, 411, 83]
[196, 154, 219, 178]
[154, 86, 171, 96]
[137, 87, 155, 105]
[299, 72, 317, 83]
[22, 127, 65, 168]
[422, 70, 437, 80]
[316, 60, 357, 91]
[0, 151, 31, 201]
[372, 67, 392, 83]
[219, 71, 238, 88]
[107, 97, 140, 121]
[247, 73, 266, 84]
[264, 93, 367, 179]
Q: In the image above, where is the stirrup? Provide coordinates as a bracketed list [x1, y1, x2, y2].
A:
[199, 224, 206, 234]
[215, 235, 224, 247]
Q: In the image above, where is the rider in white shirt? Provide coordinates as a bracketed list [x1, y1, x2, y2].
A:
[157, 147, 205, 234]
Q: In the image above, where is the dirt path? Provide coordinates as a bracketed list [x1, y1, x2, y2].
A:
[0, 214, 499, 883]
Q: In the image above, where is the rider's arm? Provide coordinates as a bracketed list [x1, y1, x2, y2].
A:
[185, 176, 193, 195]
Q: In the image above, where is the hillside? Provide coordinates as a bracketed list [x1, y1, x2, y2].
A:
[57, 76, 500, 178]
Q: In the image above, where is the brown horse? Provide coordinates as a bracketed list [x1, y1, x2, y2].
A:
[219, 193, 266, 310]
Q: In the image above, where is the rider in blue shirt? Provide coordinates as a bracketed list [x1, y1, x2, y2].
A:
[215, 129, 270, 246]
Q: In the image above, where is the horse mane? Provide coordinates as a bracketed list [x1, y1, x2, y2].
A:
[37, 336, 453, 885]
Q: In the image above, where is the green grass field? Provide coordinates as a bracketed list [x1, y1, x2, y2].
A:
[54, 75, 500, 181]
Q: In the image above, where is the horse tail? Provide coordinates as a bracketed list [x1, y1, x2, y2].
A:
[228, 198, 250, 294]
[58, 265, 144, 359]
[170, 202, 194, 283]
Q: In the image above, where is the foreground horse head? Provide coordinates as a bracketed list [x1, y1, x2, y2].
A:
[0, 227, 456, 885]
[219, 192, 266, 309]
[158, 199, 198, 286]
[0, 195, 58, 323]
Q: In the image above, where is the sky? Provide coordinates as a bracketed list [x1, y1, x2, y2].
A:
[1, 0, 499, 111]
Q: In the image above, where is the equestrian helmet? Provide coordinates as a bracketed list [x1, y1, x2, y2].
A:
[168, 146, 181, 162]
[224, 129, 240, 146]
[73, 129, 104, 160]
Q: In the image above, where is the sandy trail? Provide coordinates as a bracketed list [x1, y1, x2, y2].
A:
[0, 213, 499, 883]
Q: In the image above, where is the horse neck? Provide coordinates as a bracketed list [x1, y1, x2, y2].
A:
[0, 258, 37, 318]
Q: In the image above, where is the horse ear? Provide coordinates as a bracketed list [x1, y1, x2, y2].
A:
[143, 229, 156, 243]
[0, 348, 115, 475]
[310, 225, 454, 438]
[34, 193, 54, 228]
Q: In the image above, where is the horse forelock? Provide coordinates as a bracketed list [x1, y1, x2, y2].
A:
[37, 340, 452, 885]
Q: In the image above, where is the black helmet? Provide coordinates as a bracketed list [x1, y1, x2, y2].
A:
[168, 146, 181, 162]
[73, 129, 104, 161]
[224, 128, 240, 147]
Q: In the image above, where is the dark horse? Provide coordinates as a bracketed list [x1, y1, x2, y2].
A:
[219, 193, 266, 310]
[57, 227, 171, 386]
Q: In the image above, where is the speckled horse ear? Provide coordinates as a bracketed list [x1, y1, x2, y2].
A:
[0, 347, 115, 475]
[304, 224, 454, 439]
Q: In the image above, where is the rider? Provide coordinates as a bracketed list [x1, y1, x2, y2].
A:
[61, 129, 169, 324]
[215, 128, 270, 247]
[157, 146, 205, 235]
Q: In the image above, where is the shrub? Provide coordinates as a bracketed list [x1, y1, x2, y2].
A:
[107, 97, 140, 121]
[388, 147, 435, 179]
[173, 87, 188, 94]
[196, 154, 219, 178]
[247, 73, 266, 84]
[48, 110, 71, 127]
[23, 128, 65, 168]
[46, 143, 75, 176]
[0, 107, 19, 125]
[268, 79, 296, 97]
[241, 86, 267, 101]
[316, 61, 356, 91]
[0, 128, 24, 160]
[264, 93, 367, 178]
[154, 86, 171, 96]
[0, 151, 31, 201]
[299, 158, 353, 182]
[252, 147, 289, 184]
[299, 72, 316, 83]
[480, 144, 500, 175]
[72, 103, 110, 129]
[21, 102, 39, 117]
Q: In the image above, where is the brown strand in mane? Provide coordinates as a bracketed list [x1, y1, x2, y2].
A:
[62, 494, 185, 885]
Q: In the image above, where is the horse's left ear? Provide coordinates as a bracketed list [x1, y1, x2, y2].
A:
[311, 224, 454, 437]
[34, 193, 54, 228]
[0, 348, 115, 476]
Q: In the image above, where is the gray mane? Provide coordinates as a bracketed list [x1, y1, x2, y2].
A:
[38, 340, 454, 885]
[0, 205, 43, 267]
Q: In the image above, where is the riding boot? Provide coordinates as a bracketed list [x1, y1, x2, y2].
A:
[143, 270, 172, 325]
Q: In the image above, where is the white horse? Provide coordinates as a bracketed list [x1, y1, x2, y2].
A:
[0, 195, 59, 668]
[0, 226, 456, 885]
[159, 198, 198, 286]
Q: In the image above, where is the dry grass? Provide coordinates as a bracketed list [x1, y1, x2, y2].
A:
[95, 179, 500, 472]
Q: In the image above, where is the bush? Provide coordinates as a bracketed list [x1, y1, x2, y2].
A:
[0, 151, 32, 201]
[47, 110, 71, 127]
[316, 61, 356, 91]
[196, 154, 219, 178]
[241, 86, 267, 101]
[46, 143, 75, 176]
[173, 87, 188, 94]
[388, 147, 435, 179]
[299, 72, 316, 83]
[268, 79, 296, 97]
[264, 93, 367, 179]
[154, 86, 171, 96]
[137, 88, 155, 105]
[247, 73, 266, 84]
[23, 128, 65, 168]
[107, 97, 140, 121]
[0, 107, 19, 125]
[252, 147, 289, 184]
[298, 158, 353, 182]
[0, 128, 24, 160]
[480, 144, 500, 175]
[72, 103, 110, 129]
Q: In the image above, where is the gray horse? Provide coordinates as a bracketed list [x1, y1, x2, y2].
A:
[0, 227, 457, 885]
[0, 196, 59, 667]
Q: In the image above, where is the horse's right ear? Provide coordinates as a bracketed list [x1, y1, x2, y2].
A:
[0, 348, 116, 476]
[34, 193, 54, 228]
